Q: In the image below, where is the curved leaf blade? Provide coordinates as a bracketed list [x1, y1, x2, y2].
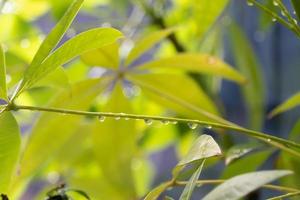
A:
[144, 181, 172, 200]
[19, 28, 123, 95]
[135, 54, 247, 84]
[203, 170, 292, 200]
[0, 112, 21, 193]
[125, 28, 175, 66]
[269, 92, 300, 118]
[0, 44, 7, 101]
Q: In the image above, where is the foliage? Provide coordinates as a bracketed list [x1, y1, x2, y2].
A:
[0, 0, 300, 199]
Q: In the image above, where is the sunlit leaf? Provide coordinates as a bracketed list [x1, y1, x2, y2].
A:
[0, 112, 21, 194]
[144, 181, 172, 200]
[136, 54, 246, 84]
[81, 42, 120, 69]
[269, 92, 300, 118]
[203, 170, 292, 200]
[92, 84, 136, 199]
[179, 159, 205, 200]
[125, 28, 175, 66]
[225, 143, 261, 165]
[173, 134, 221, 178]
[18, 28, 123, 95]
[229, 23, 265, 130]
[292, 0, 300, 21]
[0, 44, 7, 101]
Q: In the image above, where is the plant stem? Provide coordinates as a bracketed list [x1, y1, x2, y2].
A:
[267, 191, 300, 200]
[174, 179, 300, 193]
[12, 104, 300, 156]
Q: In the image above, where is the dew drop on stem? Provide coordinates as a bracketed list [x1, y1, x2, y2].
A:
[206, 125, 213, 130]
[188, 122, 198, 130]
[273, 0, 278, 6]
[272, 17, 277, 22]
[115, 116, 121, 120]
[144, 119, 153, 125]
[98, 116, 105, 122]
[162, 120, 170, 125]
[246, 0, 254, 6]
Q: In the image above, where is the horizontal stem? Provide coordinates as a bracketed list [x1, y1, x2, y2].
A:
[175, 179, 300, 193]
[267, 191, 300, 200]
[12, 104, 300, 156]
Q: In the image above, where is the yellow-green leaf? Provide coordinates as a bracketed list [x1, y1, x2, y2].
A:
[269, 92, 300, 118]
[0, 44, 7, 101]
[144, 181, 172, 200]
[125, 28, 175, 66]
[81, 42, 120, 69]
[0, 112, 21, 194]
[17, 28, 123, 96]
[136, 54, 246, 84]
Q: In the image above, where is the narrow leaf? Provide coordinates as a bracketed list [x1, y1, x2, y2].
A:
[179, 159, 205, 200]
[173, 135, 221, 178]
[202, 170, 292, 200]
[135, 54, 247, 84]
[19, 28, 123, 93]
[125, 28, 175, 66]
[292, 0, 300, 21]
[269, 92, 300, 118]
[0, 112, 21, 193]
[0, 44, 7, 101]
[144, 181, 172, 200]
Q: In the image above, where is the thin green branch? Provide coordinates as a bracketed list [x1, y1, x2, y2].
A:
[248, 0, 300, 37]
[10, 104, 300, 157]
[174, 179, 300, 193]
[267, 191, 300, 200]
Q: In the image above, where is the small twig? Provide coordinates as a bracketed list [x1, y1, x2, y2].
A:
[267, 191, 300, 200]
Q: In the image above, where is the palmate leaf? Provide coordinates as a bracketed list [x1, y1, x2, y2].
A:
[269, 92, 300, 118]
[0, 112, 21, 194]
[229, 23, 265, 130]
[135, 54, 247, 84]
[16, 78, 110, 185]
[125, 28, 175, 66]
[0, 44, 7, 101]
[92, 83, 137, 199]
[203, 170, 292, 200]
[17, 27, 122, 95]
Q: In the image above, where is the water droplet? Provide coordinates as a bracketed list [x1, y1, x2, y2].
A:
[171, 121, 178, 125]
[293, 11, 296, 15]
[293, 18, 298, 24]
[98, 116, 105, 122]
[162, 120, 170, 125]
[188, 122, 198, 130]
[273, 0, 278, 6]
[246, 0, 254, 6]
[281, 10, 286, 16]
[124, 117, 130, 121]
[144, 119, 153, 125]
[206, 125, 213, 129]
[272, 17, 277, 22]
[115, 116, 121, 120]
[267, 138, 271, 142]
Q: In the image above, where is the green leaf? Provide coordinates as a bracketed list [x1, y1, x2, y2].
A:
[225, 143, 261, 165]
[18, 78, 109, 182]
[292, 0, 300, 21]
[128, 73, 229, 124]
[0, 44, 7, 101]
[202, 170, 293, 200]
[18, 28, 123, 94]
[125, 28, 175, 66]
[173, 134, 221, 178]
[0, 112, 21, 193]
[222, 149, 272, 179]
[136, 54, 246, 84]
[92, 84, 136, 199]
[144, 181, 172, 200]
[269, 92, 300, 118]
[229, 23, 265, 130]
[179, 159, 205, 200]
[81, 42, 120, 69]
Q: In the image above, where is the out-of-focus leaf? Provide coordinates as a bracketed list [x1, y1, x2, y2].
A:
[92, 84, 136, 199]
[0, 44, 7, 101]
[17, 78, 109, 184]
[222, 149, 273, 179]
[173, 135, 221, 178]
[136, 54, 246, 84]
[0, 112, 21, 194]
[13, 0, 83, 97]
[33, 66, 69, 89]
[179, 159, 205, 200]
[225, 143, 261, 165]
[18, 28, 123, 95]
[202, 170, 292, 200]
[229, 23, 265, 130]
[144, 181, 172, 200]
[125, 29, 175, 66]
[129, 73, 228, 123]
[269, 92, 300, 118]
[164, 196, 175, 200]
[292, 0, 300, 21]
[81, 42, 120, 69]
